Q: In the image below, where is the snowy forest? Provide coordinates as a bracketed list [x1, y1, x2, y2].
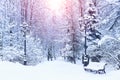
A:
[0, 0, 120, 73]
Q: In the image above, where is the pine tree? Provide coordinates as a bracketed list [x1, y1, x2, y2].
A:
[59, 0, 77, 64]
[26, 35, 43, 65]
[79, 1, 101, 66]
[60, 28, 74, 63]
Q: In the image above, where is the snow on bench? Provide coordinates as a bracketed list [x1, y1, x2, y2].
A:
[84, 62, 107, 74]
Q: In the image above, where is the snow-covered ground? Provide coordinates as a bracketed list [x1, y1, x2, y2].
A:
[0, 59, 120, 80]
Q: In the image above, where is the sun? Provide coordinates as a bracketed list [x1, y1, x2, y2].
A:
[47, 0, 64, 10]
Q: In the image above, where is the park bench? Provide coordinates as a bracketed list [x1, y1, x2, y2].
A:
[84, 62, 107, 74]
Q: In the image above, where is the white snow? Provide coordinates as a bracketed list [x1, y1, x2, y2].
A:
[84, 62, 106, 70]
[98, 35, 117, 45]
[0, 60, 120, 80]
[106, 0, 119, 4]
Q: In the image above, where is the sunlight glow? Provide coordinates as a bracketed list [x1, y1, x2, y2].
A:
[47, 0, 64, 10]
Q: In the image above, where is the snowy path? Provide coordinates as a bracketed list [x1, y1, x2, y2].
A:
[0, 60, 119, 80]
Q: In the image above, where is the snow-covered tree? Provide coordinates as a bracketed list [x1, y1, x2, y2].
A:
[84, 0, 120, 69]
[25, 35, 44, 65]
[79, 1, 101, 53]
[60, 28, 75, 63]
[59, 0, 81, 64]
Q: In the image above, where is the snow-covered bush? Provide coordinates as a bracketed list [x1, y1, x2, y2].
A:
[61, 44, 73, 58]
[1, 46, 23, 62]
[25, 35, 44, 65]
[88, 36, 120, 69]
